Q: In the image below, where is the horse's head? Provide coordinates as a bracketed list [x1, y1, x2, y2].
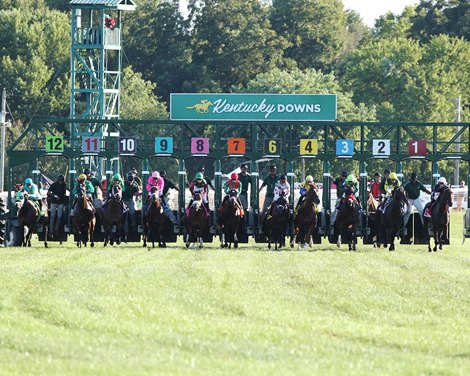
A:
[228, 189, 238, 206]
[111, 184, 122, 200]
[77, 183, 86, 197]
[150, 186, 158, 194]
[394, 186, 407, 204]
[441, 187, 453, 207]
[305, 186, 320, 203]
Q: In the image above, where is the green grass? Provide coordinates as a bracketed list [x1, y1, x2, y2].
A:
[0, 213, 469, 375]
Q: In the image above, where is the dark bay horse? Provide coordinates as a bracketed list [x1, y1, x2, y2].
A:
[378, 186, 408, 251]
[101, 184, 124, 246]
[425, 187, 453, 252]
[218, 188, 242, 249]
[184, 193, 209, 248]
[263, 192, 289, 250]
[291, 187, 320, 250]
[16, 192, 48, 247]
[335, 193, 359, 251]
[72, 183, 95, 248]
[143, 187, 167, 248]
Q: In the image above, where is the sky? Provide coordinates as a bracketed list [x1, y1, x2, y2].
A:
[342, 0, 419, 26]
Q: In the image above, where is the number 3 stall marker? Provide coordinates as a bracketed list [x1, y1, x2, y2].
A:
[336, 139, 354, 157]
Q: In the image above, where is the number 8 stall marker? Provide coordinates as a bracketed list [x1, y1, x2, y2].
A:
[191, 137, 209, 155]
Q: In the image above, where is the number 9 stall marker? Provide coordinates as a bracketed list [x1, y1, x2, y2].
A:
[155, 137, 174, 154]
[191, 137, 209, 155]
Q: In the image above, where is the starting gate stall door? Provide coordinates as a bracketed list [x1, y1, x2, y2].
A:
[219, 155, 252, 243]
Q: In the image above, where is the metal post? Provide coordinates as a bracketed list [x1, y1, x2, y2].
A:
[0, 88, 9, 192]
[454, 97, 461, 186]
[359, 159, 367, 233]
[322, 159, 331, 233]
[177, 158, 186, 226]
[251, 161, 259, 234]
[214, 159, 222, 231]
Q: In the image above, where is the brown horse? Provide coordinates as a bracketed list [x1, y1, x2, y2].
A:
[425, 187, 453, 252]
[72, 183, 95, 247]
[16, 192, 48, 247]
[263, 192, 289, 250]
[291, 187, 320, 250]
[101, 184, 124, 246]
[184, 193, 209, 248]
[218, 188, 242, 249]
[143, 187, 167, 248]
[378, 186, 408, 251]
[335, 194, 359, 251]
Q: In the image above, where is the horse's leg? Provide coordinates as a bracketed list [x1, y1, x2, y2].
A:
[389, 227, 396, 251]
[337, 232, 342, 248]
[198, 236, 203, 249]
[221, 231, 225, 248]
[185, 233, 190, 248]
[90, 221, 95, 248]
[26, 226, 33, 247]
[234, 231, 238, 249]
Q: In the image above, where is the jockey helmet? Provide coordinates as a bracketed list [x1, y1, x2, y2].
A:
[280, 174, 287, 181]
[127, 172, 134, 181]
[305, 175, 313, 182]
[57, 174, 65, 182]
[438, 176, 447, 185]
[389, 172, 398, 180]
[78, 174, 87, 182]
[195, 172, 204, 180]
[411, 172, 418, 179]
[24, 178, 33, 185]
[373, 172, 381, 178]
[112, 173, 121, 181]
[84, 168, 91, 175]
[160, 170, 166, 177]
[151, 171, 160, 179]
[231, 172, 238, 180]
[341, 170, 348, 178]
[346, 174, 357, 184]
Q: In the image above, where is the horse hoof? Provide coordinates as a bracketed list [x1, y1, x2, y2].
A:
[186, 242, 190, 248]
[91, 243, 94, 248]
[234, 243, 238, 249]
[428, 249, 432, 252]
[336, 242, 340, 248]
[110, 241, 114, 246]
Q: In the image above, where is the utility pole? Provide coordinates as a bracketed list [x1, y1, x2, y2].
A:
[0, 88, 11, 192]
[454, 97, 461, 186]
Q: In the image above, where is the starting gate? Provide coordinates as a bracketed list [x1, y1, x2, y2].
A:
[3, 116, 470, 246]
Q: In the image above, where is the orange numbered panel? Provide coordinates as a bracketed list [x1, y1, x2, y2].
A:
[227, 138, 246, 154]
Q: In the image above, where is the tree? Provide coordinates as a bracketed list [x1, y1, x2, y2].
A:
[410, 0, 470, 43]
[125, 0, 193, 103]
[0, 7, 70, 123]
[270, 0, 347, 71]
[120, 66, 168, 119]
[188, 0, 285, 92]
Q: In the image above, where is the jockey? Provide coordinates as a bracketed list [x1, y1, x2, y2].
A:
[123, 172, 140, 233]
[101, 173, 126, 211]
[266, 175, 290, 219]
[187, 172, 210, 217]
[378, 172, 401, 213]
[424, 176, 448, 218]
[23, 177, 44, 214]
[295, 175, 315, 212]
[146, 171, 164, 197]
[14, 182, 24, 202]
[369, 172, 382, 199]
[70, 174, 94, 215]
[219, 172, 244, 216]
[337, 174, 362, 212]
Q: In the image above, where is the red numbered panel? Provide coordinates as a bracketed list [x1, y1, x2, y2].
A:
[408, 139, 426, 156]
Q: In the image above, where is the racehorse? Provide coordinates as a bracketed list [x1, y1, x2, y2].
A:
[335, 193, 359, 251]
[263, 192, 289, 250]
[218, 188, 242, 249]
[143, 187, 167, 248]
[367, 193, 381, 247]
[378, 186, 408, 251]
[184, 192, 209, 248]
[72, 183, 95, 248]
[425, 187, 453, 252]
[16, 192, 48, 247]
[101, 184, 124, 246]
[291, 186, 320, 250]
